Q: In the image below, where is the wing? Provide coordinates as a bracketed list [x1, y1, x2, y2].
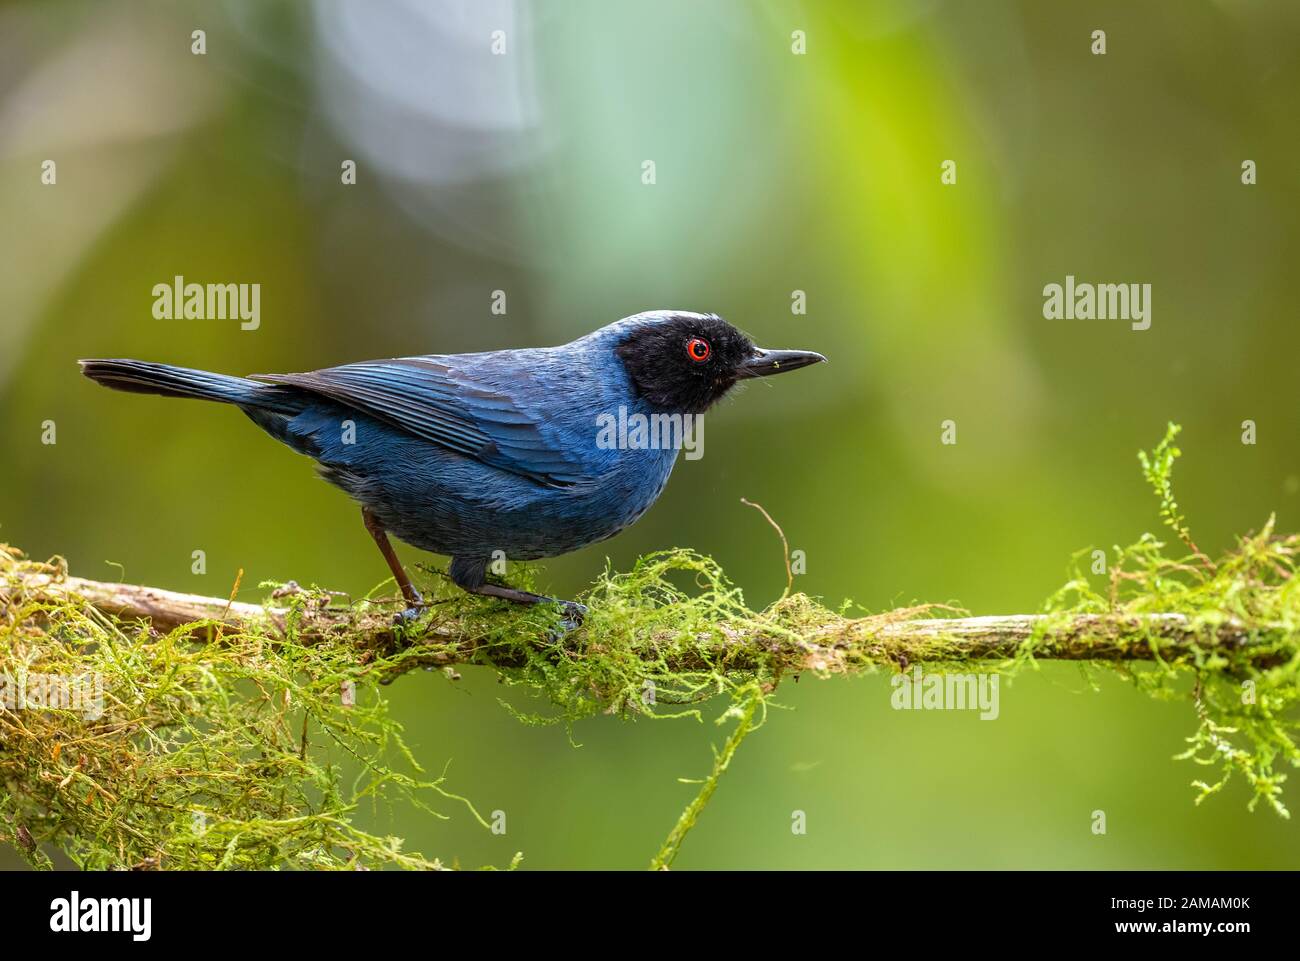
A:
[251, 356, 588, 487]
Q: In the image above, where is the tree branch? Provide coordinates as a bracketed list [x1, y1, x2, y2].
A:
[2, 532, 1295, 870]
[3, 568, 1276, 675]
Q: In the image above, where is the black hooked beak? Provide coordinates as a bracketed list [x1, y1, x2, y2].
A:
[735, 348, 828, 379]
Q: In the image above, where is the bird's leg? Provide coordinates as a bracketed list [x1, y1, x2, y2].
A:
[449, 555, 586, 628]
[361, 507, 424, 622]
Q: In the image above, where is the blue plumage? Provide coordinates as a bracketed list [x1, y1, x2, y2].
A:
[81, 310, 825, 616]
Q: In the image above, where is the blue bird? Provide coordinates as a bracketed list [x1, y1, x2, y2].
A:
[80, 311, 825, 620]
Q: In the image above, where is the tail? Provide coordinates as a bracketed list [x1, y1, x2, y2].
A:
[79, 359, 272, 407]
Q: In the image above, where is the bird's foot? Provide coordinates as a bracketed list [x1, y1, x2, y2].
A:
[462, 579, 586, 635]
[387, 605, 427, 650]
[394, 604, 426, 627]
[544, 600, 587, 641]
[390, 592, 427, 639]
[558, 600, 587, 630]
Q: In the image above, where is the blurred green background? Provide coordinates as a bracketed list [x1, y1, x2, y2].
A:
[2, 0, 1299, 869]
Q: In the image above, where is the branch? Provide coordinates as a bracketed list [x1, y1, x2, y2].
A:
[3, 567, 1278, 675]
[6, 425, 1293, 870]
[2, 527, 1297, 871]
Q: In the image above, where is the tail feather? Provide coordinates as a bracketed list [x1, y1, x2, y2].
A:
[79, 359, 278, 408]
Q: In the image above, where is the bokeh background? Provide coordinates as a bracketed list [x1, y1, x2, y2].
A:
[2, 0, 1299, 869]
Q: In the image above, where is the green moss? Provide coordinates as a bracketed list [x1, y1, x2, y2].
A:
[1036, 424, 1299, 816]
[0, 564, 498, 869]
[1, 423, 1297, 869]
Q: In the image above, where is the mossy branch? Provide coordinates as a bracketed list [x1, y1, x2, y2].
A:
[2, 423, 1298, 870]
[1, 567, 1287, 674]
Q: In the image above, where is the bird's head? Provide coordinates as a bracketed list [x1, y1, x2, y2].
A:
[611, 311, 826, 415]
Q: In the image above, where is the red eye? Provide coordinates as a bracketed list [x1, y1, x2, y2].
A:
[686, 337, 711, 362]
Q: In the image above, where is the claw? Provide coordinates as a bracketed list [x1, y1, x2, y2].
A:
[393, 604, 426, 631]
[546, 600, 587, 640]
[559, 600, 587, 629]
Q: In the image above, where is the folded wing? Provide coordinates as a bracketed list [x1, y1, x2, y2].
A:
[252, 357, 588, 487]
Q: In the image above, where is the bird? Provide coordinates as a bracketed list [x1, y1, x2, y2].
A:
[80, 310, 825, 622]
